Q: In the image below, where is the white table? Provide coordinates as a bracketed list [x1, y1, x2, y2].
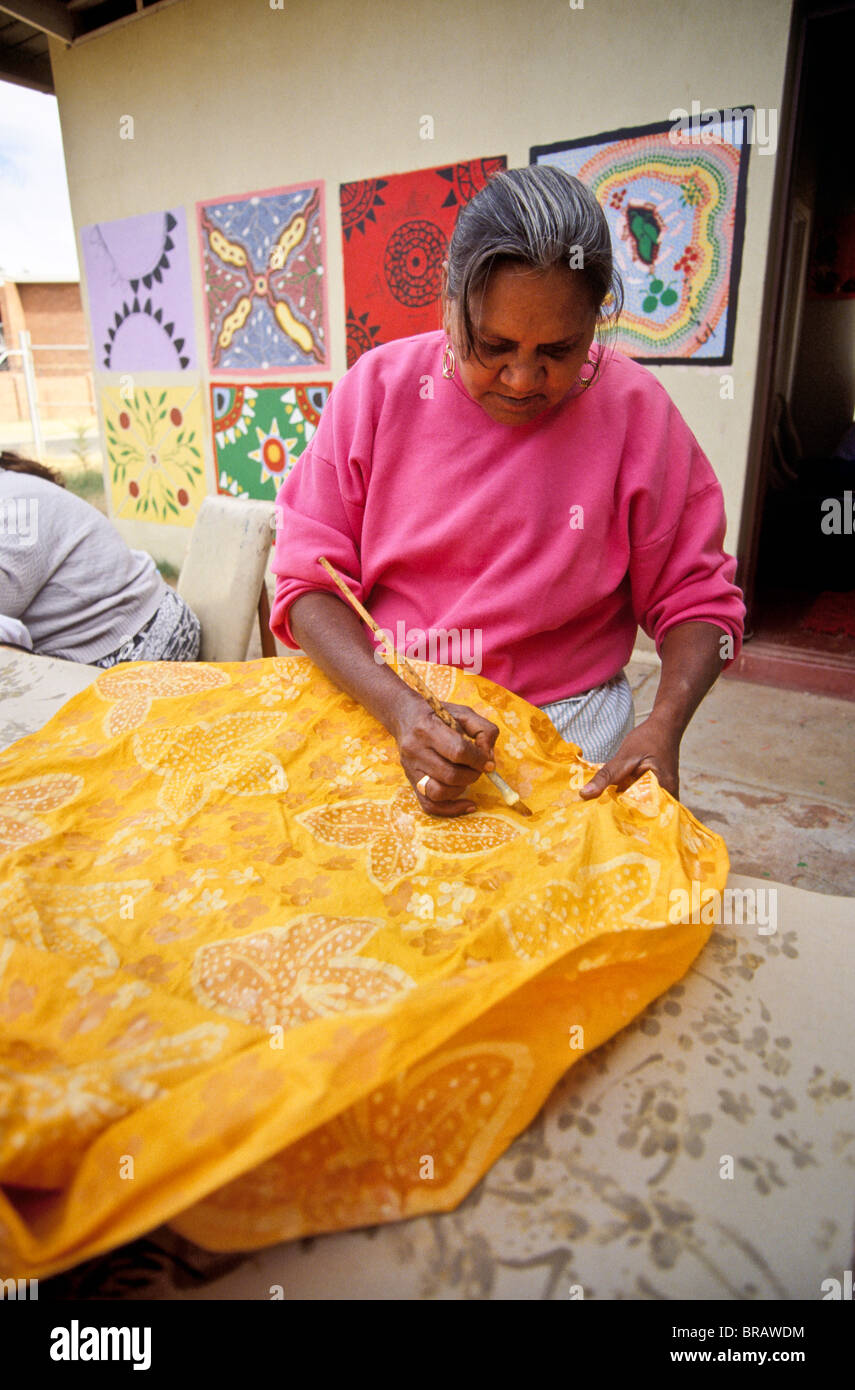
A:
[0, 646, 101, 751]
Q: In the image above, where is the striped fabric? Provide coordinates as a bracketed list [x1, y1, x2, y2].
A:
[93, 588, 201, 668]
[540, 671, 635, 764]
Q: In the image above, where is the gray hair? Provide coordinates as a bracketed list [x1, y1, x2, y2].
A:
[444, 165, 623, 382]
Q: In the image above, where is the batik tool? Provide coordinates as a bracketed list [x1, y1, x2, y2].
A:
[318, 556, 532, 816]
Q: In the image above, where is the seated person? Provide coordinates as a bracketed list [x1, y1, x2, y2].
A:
[271, 166, 745, 814]
[0, 451, 200, 667]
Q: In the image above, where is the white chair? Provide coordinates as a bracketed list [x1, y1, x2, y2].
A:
[176, 496, 277, 662]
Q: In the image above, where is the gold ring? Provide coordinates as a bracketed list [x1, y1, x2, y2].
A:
[416, 774, 430, 796]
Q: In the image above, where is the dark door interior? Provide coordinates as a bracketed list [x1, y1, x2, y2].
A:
[736, 2, 855, 694]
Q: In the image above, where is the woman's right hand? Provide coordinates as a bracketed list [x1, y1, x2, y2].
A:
[289, 592, 499, 816]
[393, 701, 499, 817]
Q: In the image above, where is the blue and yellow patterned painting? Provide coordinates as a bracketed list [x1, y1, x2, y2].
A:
[198, 183, 329, 373]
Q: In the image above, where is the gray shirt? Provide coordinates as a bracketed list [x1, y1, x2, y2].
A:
[0, 470, 165, 662]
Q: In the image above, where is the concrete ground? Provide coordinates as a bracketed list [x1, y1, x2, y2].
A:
[627, 653, 855, 898]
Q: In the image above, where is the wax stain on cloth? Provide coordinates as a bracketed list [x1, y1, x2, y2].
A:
[0, 656, 727, 1277]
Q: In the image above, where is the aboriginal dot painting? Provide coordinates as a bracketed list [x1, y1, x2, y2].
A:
[532, 116, 752, 363]
[340, 157, 507, 366]
[102, 384, 207, 526]
[80, 209, 197, 371]
[211, 382, 330, 502]
[198, 183, 328, 373]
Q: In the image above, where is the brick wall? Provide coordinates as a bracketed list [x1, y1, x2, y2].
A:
[17, 282, 89, 370]
[0, 281, 94, 424]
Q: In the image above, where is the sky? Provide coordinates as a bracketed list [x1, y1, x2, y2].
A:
[0, 79, 79, 281]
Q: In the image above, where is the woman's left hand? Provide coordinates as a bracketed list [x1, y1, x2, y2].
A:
[578, 713, 681, 801]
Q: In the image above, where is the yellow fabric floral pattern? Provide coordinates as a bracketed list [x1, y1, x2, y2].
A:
[0, 773, 83, 852]
[134, 713, 288, 821]
[297, 787, 520, 891]
[191, 915, 414, 1028]
[0, 656, 728, 1277]
[94, 662, 231, 737]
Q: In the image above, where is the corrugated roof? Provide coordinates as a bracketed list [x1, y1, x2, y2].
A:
[0, 1, 184, 94]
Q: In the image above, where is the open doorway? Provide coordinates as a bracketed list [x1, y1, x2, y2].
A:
[733, 1, 854, 698]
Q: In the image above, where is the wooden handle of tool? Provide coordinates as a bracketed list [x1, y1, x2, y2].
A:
[319, 559, 466, 729]
[317, 556, 530, 813]
[318, 557, 385, 638]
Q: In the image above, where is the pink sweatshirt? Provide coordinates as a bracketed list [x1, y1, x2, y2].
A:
[271, 330, 745, 705]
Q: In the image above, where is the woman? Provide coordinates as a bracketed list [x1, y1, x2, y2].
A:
[0, 451, 200, 667]
[270, 166, 745, 815]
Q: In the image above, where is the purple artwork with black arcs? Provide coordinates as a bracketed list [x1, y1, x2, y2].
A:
[80, 207, 197, 372]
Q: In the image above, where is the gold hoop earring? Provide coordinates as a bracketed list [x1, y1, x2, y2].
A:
[441, 344, 456, 379]
[577, 358, 596, 390]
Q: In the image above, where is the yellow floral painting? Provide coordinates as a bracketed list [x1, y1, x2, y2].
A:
[0, 656, 728, 1278]
[102, 383, 208, 526]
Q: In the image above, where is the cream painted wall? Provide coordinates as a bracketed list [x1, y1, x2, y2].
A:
[49, 0, 794, 569]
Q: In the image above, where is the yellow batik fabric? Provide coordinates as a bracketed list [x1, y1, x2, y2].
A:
[0, 657, 727, 1278]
